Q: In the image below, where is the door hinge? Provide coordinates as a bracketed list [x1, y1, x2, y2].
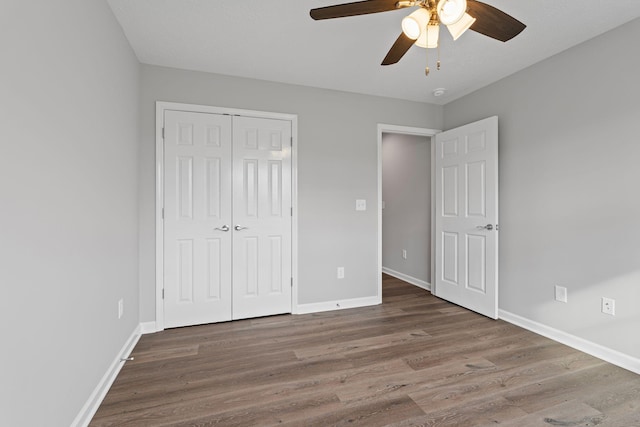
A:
[291, 207, 293, 217]
[161, 128, 165, 139]
[291, 277, 293, 288]
[290, 136, 293, 146]
[162, 288, 165, 299]
[161, 208, 164, 219]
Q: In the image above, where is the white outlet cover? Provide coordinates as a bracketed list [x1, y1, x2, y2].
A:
[602, 297, 615, 315]
[355, 199, 366, 211]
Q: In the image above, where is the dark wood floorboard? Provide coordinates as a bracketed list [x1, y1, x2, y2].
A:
[90, 274, 640, 426]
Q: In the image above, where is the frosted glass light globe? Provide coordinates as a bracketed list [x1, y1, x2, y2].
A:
[437, 0, 467, 25]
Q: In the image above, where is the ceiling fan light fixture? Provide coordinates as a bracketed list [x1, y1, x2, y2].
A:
[446, 12, 476, 40]
[415, 22, 439, 48]
[309, 0, 526, 71]
[437, 0, 467, 26]
[401, 8, 430, 40]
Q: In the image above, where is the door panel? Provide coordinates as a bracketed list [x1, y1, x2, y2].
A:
[435, 116, 498, 319]
[204, 158, 222, 218]
[205, 238, 222, 299]
[442, 166, 458, 215]
[164, 111, 233, 328]
[442, 232, 459, 284]
[466, 234, 486, 292]
[232, 116, 292, 319]
[466, 161, 486, 216]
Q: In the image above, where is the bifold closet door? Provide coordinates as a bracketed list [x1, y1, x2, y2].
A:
[164, 110, 233, 328]
[163, 110, 292, 328]
[232, 116, 292, 319]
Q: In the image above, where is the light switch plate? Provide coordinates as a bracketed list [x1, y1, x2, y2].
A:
[356, 199, 366, 211]
[555, 285, 567, 303]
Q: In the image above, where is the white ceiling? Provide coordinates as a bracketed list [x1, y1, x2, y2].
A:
[107, 0, 640, 104]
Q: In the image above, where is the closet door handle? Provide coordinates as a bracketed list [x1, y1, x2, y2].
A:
[214, 225, 230, 232]
[476, 224, 493, 231]
[234, 225, 248, 231]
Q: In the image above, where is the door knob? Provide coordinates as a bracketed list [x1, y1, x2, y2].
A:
[234, 225, 248, 231]
[214, 225, 230, 232]
[476, 224, 493, 230]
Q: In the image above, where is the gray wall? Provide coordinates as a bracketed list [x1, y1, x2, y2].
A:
[139, 65, 444, 320]
[0, 1, 140, 425]
[382, 133, 431, 284]
[444, 18, 640, 359]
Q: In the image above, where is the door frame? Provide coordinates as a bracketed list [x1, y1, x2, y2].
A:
[155, 101, 299, 331]
[377, 124, 441, 298]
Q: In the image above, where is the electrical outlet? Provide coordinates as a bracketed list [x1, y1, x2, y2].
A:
[337, 267, 345, 279]
[402, 249, 407, 260]
[555, 285, 567, 303]
[118, 298, 124, 319]
[355, 199, 366, 211]
[602, 297, 615, 315]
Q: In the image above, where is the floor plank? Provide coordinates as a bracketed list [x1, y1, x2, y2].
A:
[90, 274, 640, 426]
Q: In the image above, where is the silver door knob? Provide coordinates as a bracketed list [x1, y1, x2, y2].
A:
[234, 225, 248, 231]
[214, 225, 229, 232]
[476, 224, 493, 230]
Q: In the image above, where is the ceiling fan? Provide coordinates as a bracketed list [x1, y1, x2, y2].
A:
[310, 0, 525, 75]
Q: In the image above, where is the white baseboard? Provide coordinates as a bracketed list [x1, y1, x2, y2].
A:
[71, 324, 142, 427]
[294, 295, 381, 315]
[382, 267, 431, 291]
[139, 321, 158, 334]
[499, 309, 640, 375]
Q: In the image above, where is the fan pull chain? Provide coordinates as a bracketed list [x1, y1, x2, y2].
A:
[425, 51, 430, 76]
[437, 42, 441, 70]
[425, 23, 430, 76]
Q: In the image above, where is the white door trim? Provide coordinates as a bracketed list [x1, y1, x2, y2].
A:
[377, 124, 441, 299]
[155, 101, 299, 331]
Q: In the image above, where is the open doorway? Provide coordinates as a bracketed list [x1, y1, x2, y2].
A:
[377, 124, 440, 298]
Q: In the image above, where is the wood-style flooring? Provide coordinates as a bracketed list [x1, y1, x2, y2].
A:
[90, 275, 640, 426]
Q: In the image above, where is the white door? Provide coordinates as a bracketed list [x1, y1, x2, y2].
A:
[232, 116, 292, 319]
[164, 110, 233, 328]
[163, 111, 293, 327]
[434, 116, 499, 319]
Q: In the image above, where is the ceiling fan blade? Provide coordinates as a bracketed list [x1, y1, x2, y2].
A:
[381, 32, 415, 65]
[310, 0, 406, 20]
[467, 0, 526, 42]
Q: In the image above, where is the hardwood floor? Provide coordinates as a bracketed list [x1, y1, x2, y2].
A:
[90, 275, 640, 426]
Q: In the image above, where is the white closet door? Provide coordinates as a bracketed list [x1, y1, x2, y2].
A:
[434, 116, 499, 319]
[163, 110, 233, 328]
[232, 116, 292, 319]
